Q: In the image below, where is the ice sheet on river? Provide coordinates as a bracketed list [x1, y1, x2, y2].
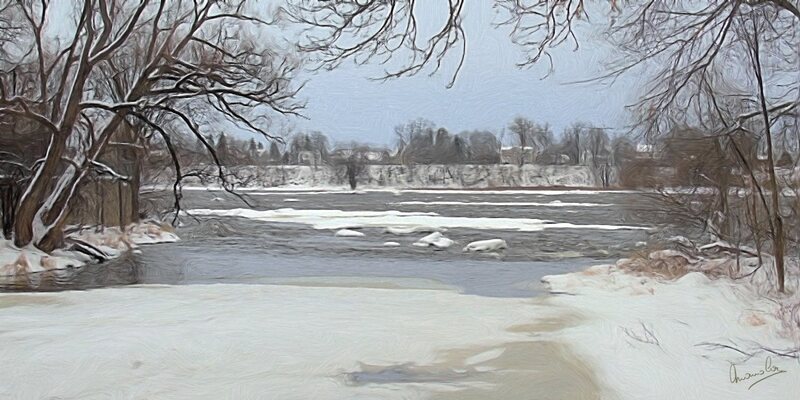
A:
[0, 283, 573, 399]
[392, 200, 612, 207]
[186, 208, 649, 232]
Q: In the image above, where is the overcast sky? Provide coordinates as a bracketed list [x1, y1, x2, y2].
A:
[287, 2, 649, 148]
[44, 1, 646, 147]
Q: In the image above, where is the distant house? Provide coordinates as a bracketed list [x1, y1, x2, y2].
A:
[635, 144, 656, 159]
[331, 147, 391, 164]
[295, 150, 322, 166]
[500, 146, 536, 165]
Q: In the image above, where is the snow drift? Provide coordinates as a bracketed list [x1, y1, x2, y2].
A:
[540, 247, 800, 400]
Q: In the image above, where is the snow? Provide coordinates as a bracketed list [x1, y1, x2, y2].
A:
[167, 186, 638, 196]
[423, 189, 629, 196]
[463, 239, 508, 252]
[385, 226, 440, 234]
[147, 164, 605, 189]
[187, 208, 650, 232]
[0, 222, 179, 277]
[0, 284, 550, 399]
[540, 260, 800, 400]
[382, 241, 401, 247]
[413, 232, 454, 249]
[71, 222, 180, 247]
[334, 229, 365, 238]
[393, 200, 611, 207]
[0, 240, 81, 276]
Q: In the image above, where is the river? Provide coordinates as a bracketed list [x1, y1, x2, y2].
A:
[0, 188, 661, 399]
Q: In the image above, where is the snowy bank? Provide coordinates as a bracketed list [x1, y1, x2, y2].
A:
[149, 163, 604, 189]
[540, 249, 800, 399]
[0, 222, 179, 277]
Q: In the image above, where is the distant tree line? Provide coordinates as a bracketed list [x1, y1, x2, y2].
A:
[146, 116, 634, 171]
[144, 115, 799, 192]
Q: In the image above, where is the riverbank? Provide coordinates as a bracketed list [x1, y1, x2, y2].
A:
[542, 250, 800, 399]
[146, 163, 604, 189]
[0, 222, 179, 277]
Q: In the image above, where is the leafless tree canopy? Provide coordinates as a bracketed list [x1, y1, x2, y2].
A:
[288, 0, 799, 292]
[0, 0, 301, 250]
[283, 0, 467, 87]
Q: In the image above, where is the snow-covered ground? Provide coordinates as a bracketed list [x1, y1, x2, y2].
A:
[0, 222, 179, 277]
[540, 255, 800, 399]
[0, 283, 592, 399]
[186, 207, 649, 232]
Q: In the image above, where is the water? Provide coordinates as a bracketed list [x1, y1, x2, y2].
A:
[0, 188, 663, 399]
[1, 189, 658, 295]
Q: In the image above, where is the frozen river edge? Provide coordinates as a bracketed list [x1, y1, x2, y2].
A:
[0, 281, 600, 400]
[1, 259, 798, 399]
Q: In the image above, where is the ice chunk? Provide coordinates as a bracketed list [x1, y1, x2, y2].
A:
[414, 232, 454, 249]
[463, 239, 508, 252]
[382, 241, 401, 247]
[385, 226, 439, 235]
[334, 229, 365, 238]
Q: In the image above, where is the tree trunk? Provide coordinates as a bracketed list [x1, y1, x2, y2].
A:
[13, 135, 68, 247]
[751, 24, 785, 292]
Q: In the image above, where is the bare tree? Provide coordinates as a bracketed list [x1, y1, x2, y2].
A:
[466, 130, 501, 164]
[286, 0, 799, 290]
[395, 118, 436, 164]
[508, 117, 551, 165]
[0, 1, 301, 251]
[330, 141, 377, 189]
[284, 0, 467, 87]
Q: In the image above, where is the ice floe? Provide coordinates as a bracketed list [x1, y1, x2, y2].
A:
[463, 239, 508, 252]
[187, 208, 650, 232]
[413, 232, 454, 249]
[392, 200, 612, 207]
[334, 229, 365, 238]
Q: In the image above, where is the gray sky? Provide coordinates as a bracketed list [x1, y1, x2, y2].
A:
[44, 1, 645, 147]
[289, 2, 647, 147]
